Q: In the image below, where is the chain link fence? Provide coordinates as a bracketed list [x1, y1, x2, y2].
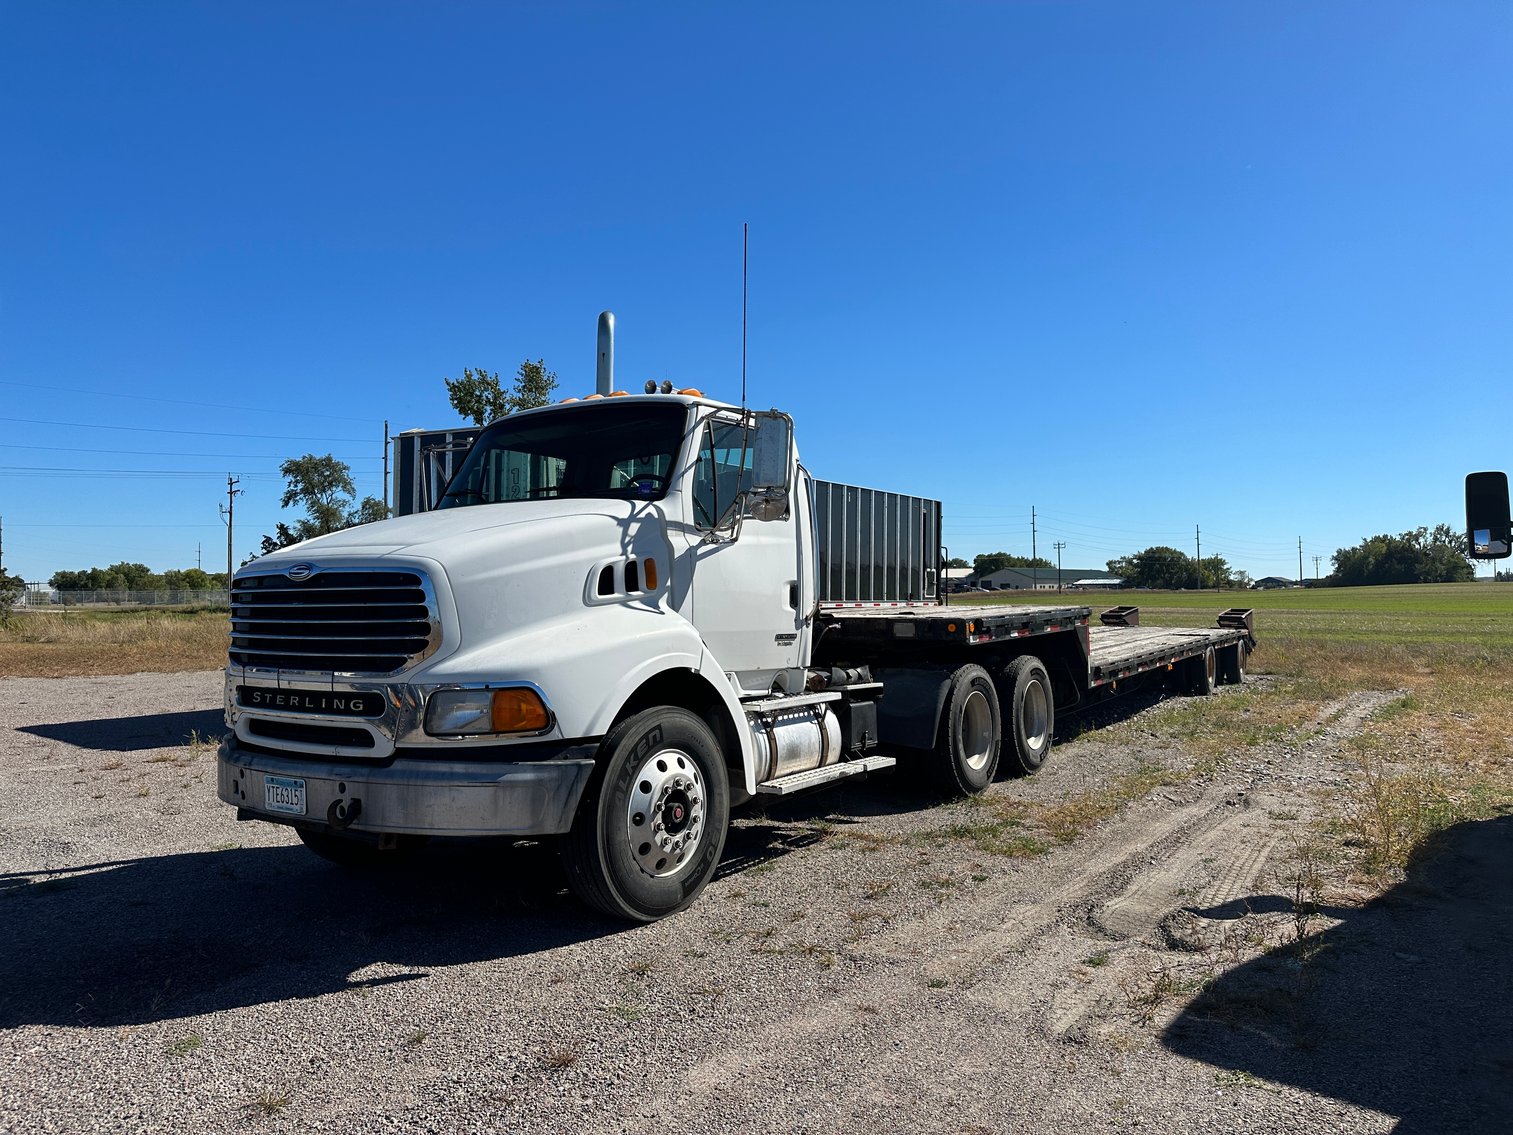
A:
[21, 584, 230, 609]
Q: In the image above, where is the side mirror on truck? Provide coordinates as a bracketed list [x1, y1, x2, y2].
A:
[746, 410, 794, 523]
[1466, 471, 1511, 560]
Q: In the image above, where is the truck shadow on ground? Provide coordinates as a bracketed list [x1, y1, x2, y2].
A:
[0, 838, 614, 1028]
[1162, 812, 1513, 1133]
[18, 709, 225, 753]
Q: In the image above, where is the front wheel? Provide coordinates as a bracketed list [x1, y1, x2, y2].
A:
[563, 707, 730, 922]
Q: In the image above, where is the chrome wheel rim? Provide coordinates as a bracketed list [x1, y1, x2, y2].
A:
[626, 747, 705, 878]
[1022, 678, 1049, 753]
[961, 689, 995, 771]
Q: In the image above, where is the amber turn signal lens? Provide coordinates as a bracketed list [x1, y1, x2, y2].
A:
[491, 688, 549, 733]
[643, 558, 658, 589]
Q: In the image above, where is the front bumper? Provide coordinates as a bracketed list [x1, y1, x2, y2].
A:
[217, 735, 596, 837]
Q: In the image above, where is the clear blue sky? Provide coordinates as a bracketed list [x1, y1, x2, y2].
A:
[2, 2, 1509, 584]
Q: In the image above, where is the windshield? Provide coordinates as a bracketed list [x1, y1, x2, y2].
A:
[436, 401, 689, 508]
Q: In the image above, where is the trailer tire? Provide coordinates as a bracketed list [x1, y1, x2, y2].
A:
[1219, 641, 1248, 685]
[930, 664, 1002, 795]
[1003, 655, 1054, 775]
[563, 706, 729, 922]
[1186, 646, 1218, 696]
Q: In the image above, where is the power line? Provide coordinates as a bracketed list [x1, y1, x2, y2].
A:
[1, 442, 378, 459]
[0, 379, 379, 423]
[0, 415, 373, 442]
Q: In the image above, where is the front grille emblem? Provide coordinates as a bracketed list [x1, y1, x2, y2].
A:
[286, 563, 315, 582]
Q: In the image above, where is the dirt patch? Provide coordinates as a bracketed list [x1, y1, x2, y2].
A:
[1, 670, 1502, 1133]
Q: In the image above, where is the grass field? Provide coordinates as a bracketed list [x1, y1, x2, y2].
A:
[0, 607, 228, 678]
[971, 582, 1513, 874]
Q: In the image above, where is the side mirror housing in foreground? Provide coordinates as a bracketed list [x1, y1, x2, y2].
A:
[1467, 471, 1511, 559]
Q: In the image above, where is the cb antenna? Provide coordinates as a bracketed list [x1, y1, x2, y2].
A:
[741, 221, 748, 408]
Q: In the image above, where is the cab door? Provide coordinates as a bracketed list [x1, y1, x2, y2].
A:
[682, 415, 804, 692]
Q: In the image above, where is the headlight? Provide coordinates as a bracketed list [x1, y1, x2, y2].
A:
[424, 687, 551, 736]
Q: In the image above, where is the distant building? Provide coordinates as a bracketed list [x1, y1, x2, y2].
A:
[1251, 576, 1295, 590]
[976, 567, 1122, 592]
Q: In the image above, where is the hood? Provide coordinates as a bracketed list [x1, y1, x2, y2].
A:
[249, 498, 653, 568]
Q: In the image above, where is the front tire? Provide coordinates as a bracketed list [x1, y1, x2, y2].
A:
[563, 707, 730, 922]
[1002, 655, 1054, 775]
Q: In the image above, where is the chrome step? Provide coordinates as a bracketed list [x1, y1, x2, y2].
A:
[754, 754, 897, 795]
[743, 691, 842, 715]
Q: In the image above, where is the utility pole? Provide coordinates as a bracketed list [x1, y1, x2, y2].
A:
[1195, 524, 1202, 589]
[196, 542, 202, 571]
[220, 475, 242, 585]
[0, 515, 4, 575]
[1312, 554, 1321, 583]
[382, 420, 391, 514]
[1054, 540, 1066, 592]
[1298, 537, 1304, 584]
[1031, 506, 1038, 590]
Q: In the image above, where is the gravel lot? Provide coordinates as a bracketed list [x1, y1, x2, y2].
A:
[3, 671, 1510, 1134]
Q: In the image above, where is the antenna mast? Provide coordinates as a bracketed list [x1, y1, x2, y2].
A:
[741, 222, 748, 408]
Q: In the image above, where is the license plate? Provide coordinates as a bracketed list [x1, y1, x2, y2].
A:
[264, 775, 306, 816]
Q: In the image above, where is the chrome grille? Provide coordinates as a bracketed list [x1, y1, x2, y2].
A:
[230, 569, 438, 674]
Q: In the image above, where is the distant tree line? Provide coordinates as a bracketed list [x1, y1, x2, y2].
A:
[48, 563, 228, 592]
[1325, 525, 1472, 586]
[972, 552, 1053, 576]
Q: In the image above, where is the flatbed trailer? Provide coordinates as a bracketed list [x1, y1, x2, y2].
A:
[815, 601, 1253, 697]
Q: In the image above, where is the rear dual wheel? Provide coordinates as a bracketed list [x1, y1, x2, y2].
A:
[1185, 646, 1218, 696]
[1219, 640, 1249, 685]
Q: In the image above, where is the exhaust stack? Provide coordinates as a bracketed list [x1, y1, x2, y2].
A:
[596, 311, 614, 395]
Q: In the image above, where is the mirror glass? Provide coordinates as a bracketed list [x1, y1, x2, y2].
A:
[749, 412, 792, 492]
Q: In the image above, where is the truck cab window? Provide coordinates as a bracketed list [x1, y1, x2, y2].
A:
[437, 402, 686, 508]
[692, 419, 753, 529]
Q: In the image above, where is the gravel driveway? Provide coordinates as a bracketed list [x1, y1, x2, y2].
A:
[3, 671, 1509, 1134]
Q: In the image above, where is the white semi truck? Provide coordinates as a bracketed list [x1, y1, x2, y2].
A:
[219, 318, 1255, 920]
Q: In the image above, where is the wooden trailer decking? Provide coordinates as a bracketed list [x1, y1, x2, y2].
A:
[815, 603, 1255, 692]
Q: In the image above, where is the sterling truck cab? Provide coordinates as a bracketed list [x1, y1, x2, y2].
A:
[221, 389, 877, 919]
[220, 320, 1256, 921]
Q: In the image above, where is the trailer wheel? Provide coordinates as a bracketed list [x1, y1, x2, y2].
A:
[563, 706, 729, 922]
[1219, 641, 1248, 685]
[1186, 647, 1218, 696]
[1003, 655, 1054, 775]
[929, 664, 1002, 795]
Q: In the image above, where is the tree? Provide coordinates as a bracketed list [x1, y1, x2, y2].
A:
[945, 557, 971, 569]
[445, 359, 559, 426]
[0, 568, 24, 620]
[1328, 525, 1473, 586]
[1107, 546, 1195, 590]
[1233, 569, 1253, 590]
[259, 454, 388, 553]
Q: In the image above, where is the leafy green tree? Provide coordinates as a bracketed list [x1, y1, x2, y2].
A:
[946, 557, 971, 569]
[445, 359, 559, 426]
[0, 568, 25, 620]
[1329, 525, 1473, 586]
[1107, 546, 1196, 589]
[259, 454, 388, 553]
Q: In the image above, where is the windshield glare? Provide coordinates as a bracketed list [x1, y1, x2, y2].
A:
[437, 402, 689, 508]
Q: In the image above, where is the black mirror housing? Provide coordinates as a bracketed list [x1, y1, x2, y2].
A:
[1467, 471, 1511, 559]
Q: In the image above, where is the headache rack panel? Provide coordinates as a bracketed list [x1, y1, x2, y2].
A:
[814, 479, 942, 606]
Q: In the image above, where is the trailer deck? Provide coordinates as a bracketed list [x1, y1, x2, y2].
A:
[816, 603, 1253, 691]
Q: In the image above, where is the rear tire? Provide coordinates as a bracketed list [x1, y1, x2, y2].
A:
[1219, 640, 1248, 685]
[562, 707, 729, 922]
[930, 664, 1001, 795]
[1002, 655, 1054, 775]
[1186, 647, 1218, 696]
